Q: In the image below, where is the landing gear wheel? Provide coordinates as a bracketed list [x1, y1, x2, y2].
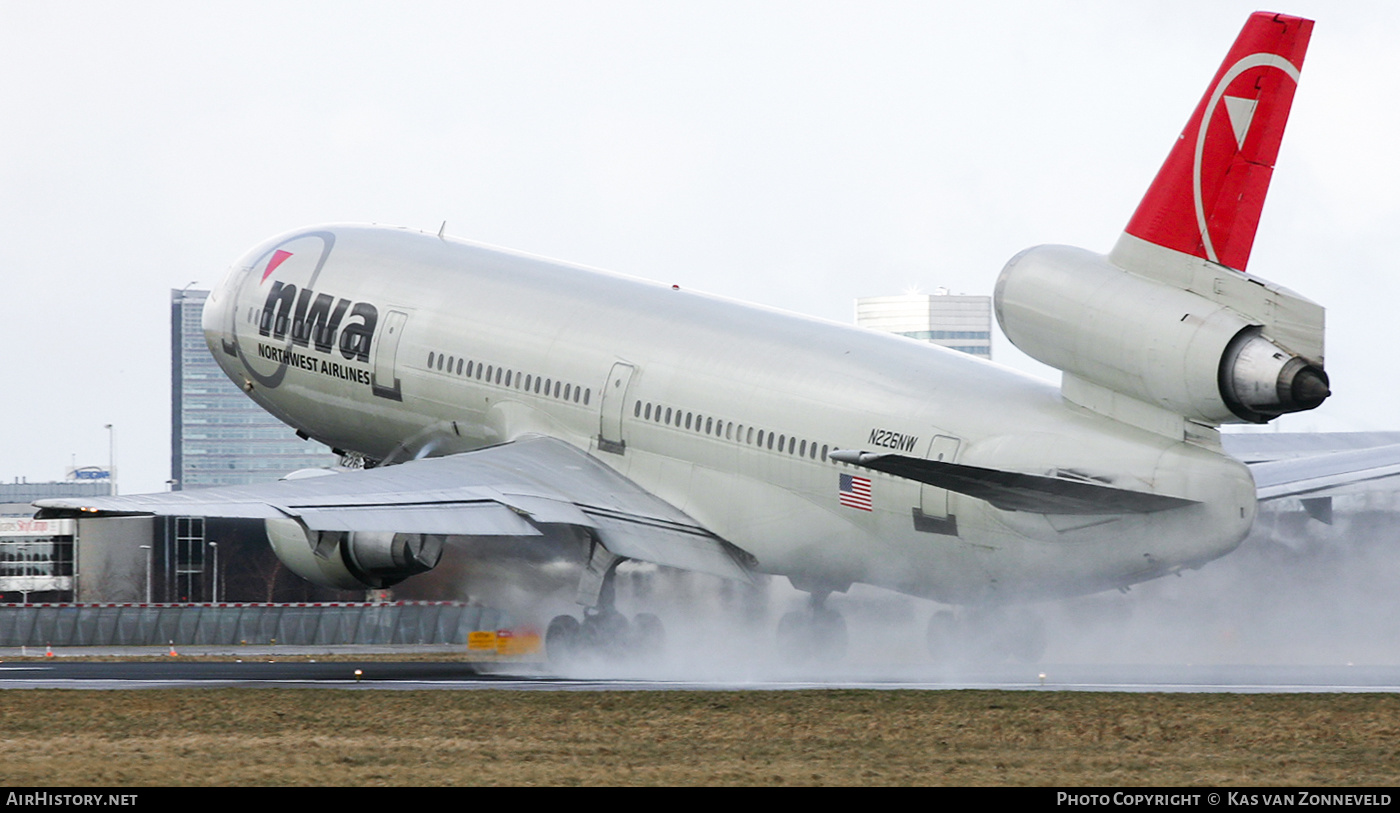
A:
[546, 611, 666, 665]
[545, 614, 580, 664]
[634, 612, 665, 658]
[582, 609, 631, 657]
[777, 611, 810, 662]
[776, 607, 847, 664]
[1003, 608, 1047, 663]
[924, 607, 1048, 664]
[813, 607, 848, 662]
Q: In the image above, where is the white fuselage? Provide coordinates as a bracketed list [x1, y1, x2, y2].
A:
[202, 224, 1257, 605]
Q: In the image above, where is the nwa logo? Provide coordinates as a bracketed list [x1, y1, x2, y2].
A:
[258, 278, 378, 362]
[233, 235, 392, 397]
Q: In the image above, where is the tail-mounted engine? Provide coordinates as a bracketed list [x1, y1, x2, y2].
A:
[997, 14, 1324, 428]
[995, 243, 1327, 425]
[265, 517, 444, 590]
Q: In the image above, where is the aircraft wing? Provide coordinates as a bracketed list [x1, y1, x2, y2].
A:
[832, 441, 1400, 519]
[828, 450, 1199, 514]
[1250, 443, 1400, 502]
[35, 435, 755, 583]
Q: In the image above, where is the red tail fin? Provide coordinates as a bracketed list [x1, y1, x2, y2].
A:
[1123, 12, 1312, 272]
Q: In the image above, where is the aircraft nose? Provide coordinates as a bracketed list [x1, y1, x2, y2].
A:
[200, 263, 250, 357]
[200, 275, 229, 337]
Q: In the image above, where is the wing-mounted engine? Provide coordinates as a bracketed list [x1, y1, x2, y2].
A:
[995, 244, 1327, 425]
[996, 12, 1326, 430]
[265, 517, 444, 590]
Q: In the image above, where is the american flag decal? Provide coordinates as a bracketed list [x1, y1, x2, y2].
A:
[839, 473, 872, 511]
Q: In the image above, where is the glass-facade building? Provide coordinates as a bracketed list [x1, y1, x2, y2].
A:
[171, 289, 337, 489]
[855, 292, 993, 358]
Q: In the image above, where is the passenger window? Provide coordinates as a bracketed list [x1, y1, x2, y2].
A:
[583, 389, 589, 405]
[427, 351, 435, 368]
[634, 401, 642, 418]
[457, 358, 464, 375]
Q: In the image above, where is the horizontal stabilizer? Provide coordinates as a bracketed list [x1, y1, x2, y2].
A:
[829, 450, 1199, 515]
[1251, 443, 1400, 501]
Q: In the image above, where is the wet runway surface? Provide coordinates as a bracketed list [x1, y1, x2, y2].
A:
[4, 653, 1400, 692]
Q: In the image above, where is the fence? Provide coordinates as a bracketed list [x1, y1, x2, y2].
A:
[0, 602, 509, 646]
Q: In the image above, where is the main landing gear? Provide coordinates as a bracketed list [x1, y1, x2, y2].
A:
[776, 590, 848, 664]
[544, 538, 666, 665]
[545, 609, 665, 664]
[926, 606, 1047, 664]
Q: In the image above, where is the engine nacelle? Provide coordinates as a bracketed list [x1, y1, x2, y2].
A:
[265, 517, 445, 590]
[995, 245, 1328, 424]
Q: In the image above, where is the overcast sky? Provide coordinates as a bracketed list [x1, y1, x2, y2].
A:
[1, 0, 1394, 494]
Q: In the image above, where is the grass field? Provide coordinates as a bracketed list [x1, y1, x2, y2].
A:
[1, 685, 1397, 785]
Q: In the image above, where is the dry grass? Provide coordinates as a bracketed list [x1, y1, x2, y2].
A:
[0, 689, 1396, 785]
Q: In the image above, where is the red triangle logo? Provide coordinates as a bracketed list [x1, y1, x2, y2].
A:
[262, 249, 293, 283]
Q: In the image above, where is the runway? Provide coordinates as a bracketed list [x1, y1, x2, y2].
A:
[3, 651, 1400, 692]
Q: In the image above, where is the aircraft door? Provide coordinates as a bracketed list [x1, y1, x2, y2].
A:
[372, 310, 408, 401]
[597, 361, 636, 454]
[915, 434, 961, 535]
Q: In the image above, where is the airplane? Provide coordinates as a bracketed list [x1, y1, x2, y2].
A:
[38, 11, 1331, 662]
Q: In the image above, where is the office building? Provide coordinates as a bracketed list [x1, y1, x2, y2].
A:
[855, 290, 993, 358]
[171, 288, 337, 489]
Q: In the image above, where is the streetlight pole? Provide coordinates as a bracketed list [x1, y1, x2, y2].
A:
[104, 424, 117, 496]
